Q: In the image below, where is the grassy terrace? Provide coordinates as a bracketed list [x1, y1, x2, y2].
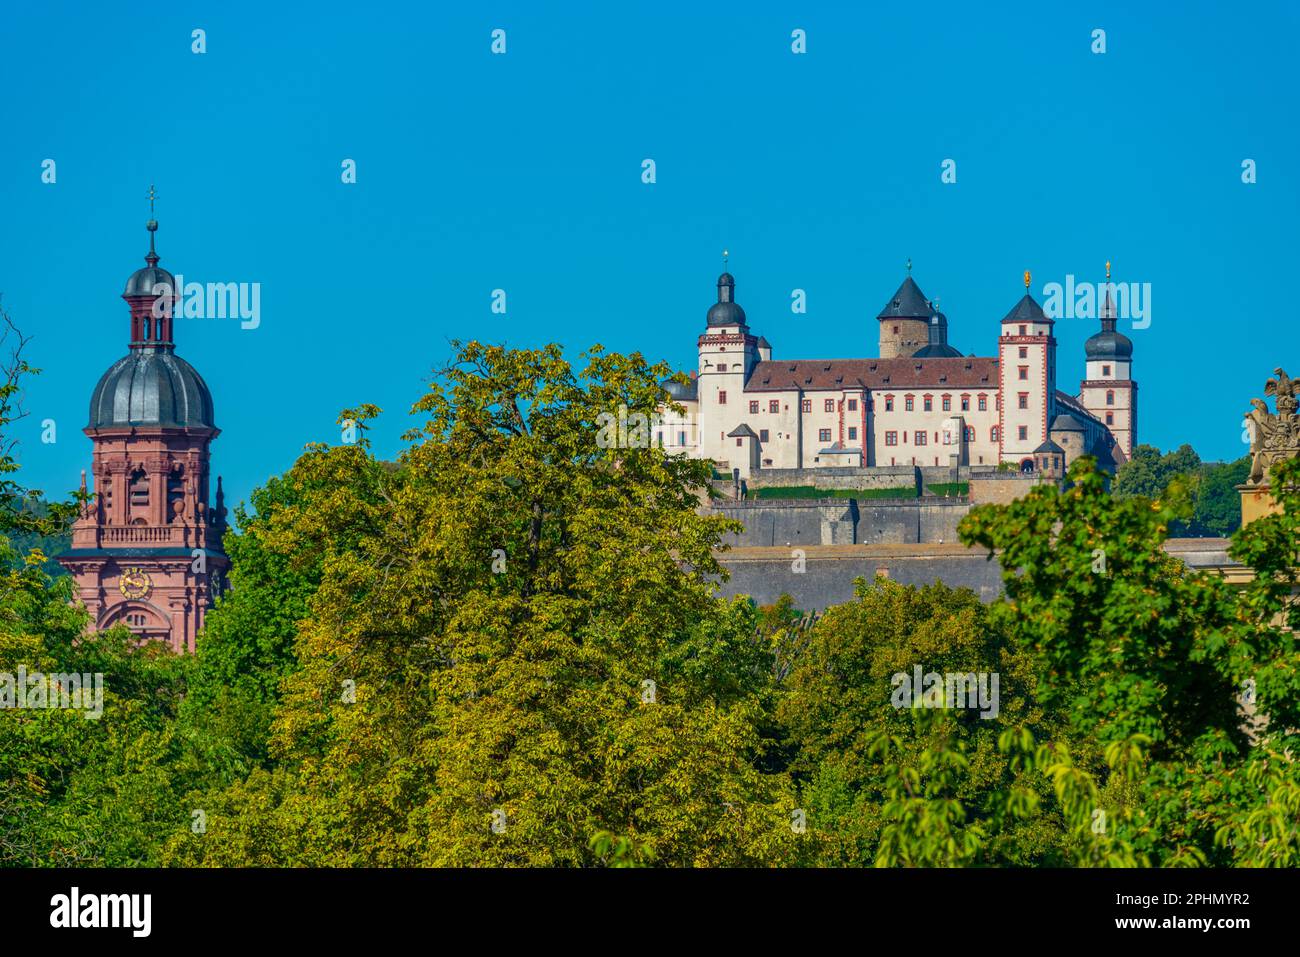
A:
[924, 481, 970, 497]
[747, 485, 919, 501]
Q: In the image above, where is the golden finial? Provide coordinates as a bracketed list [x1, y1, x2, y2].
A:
[1023, 269, 1031, 290]
[1105, 260, 1111, 280]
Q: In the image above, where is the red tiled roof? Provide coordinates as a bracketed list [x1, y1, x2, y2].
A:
[745, 356, 999, 392]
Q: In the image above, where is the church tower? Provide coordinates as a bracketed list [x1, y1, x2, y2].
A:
[1078, 262, 1137, 457]
[57, 200, 228, 652]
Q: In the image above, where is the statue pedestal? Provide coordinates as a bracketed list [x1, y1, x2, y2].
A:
[1239, 484, 1281, 527]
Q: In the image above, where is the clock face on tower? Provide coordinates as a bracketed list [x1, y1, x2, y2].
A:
[119, 566, 153, 600]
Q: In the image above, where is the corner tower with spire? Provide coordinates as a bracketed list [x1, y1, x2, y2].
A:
[997, 270, 1057, 467]
[57, 190, 229, 653]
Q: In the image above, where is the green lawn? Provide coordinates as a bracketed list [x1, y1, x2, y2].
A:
[748, 485, 918, 501]
[925, 482, 970, 497]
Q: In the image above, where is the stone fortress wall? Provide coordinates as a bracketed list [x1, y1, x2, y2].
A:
[708, 464, 1056, 548]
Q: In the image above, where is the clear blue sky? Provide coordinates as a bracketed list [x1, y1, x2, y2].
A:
[2, 1, 1296, 516]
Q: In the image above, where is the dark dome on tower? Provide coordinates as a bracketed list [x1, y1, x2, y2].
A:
[124, 263, 176, 298]
[706, 272, 747, 328]
[88, 352, 216, 430]
[1086, 270, 1133, 359]
[1084, 328, 1133, 360]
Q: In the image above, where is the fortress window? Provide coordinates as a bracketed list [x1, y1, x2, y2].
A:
[818, 429, 832, 442]
[760, 429, 770, 442]
[801, 399, 812, 413]
[736, 438, 743, 447]
[1019, 347, 1028, 359]
[1106, 390, 1115, 405]
[848, 427, 858, 440]
[915, 431, 927, 446]
[923, 396, 932, 412]
[893, 325, 899, 334]
[750, 401, 759, 413]
[965, 426, 975, 442]
[942, 395, 951, 411]
[990, 426, 999, 442]
[1018, 366, 1028, 380]
[717, 364, 728, 372]
[769, 400, 780, 413]
[884, 396, 894, 412]
[1019, 325, 1027, 335]
[1018, 426, 1028, 440]
[1103, 364, 1112, 376]
[1018, 393, 1029, 410]
[679, 431, 686, 445]
[848, 398, 858, 411]
[1106, 412, 1114, 425]
[885, 431, 898, 446]
[904, 396, 914, 411]
[718, 391, 727, 404]
[978, 395, 987, 411]
[960, 395, 970, 411]
[824, 399, 835, 412]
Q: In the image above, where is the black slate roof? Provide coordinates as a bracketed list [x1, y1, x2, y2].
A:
[876, 276, 932, 320]
[1000, 294, 1051, 325]
[88, 350, 216, 430]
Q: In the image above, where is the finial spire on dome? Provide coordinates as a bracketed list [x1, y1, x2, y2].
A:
[906, 257, 912, 274]
[722, 248, 729, 270]
[1101, 259, 1117, 327]
[145, 184, 160, 266]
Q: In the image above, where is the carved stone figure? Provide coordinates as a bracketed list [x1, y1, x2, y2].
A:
[1246, 368, 1300, 485]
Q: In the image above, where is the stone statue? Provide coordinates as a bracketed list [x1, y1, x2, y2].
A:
[1246, 368, 1300, 485]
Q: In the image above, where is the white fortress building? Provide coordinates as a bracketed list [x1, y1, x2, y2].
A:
[657, 267, 1135, 478]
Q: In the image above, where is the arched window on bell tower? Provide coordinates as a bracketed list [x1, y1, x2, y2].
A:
[129, 468, 150, 521]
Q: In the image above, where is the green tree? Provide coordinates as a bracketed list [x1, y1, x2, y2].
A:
[1114, 442, 1201, 500]
[779, 578, 1080, 866]
[1187, 456, 1250, 538]
[165, 341, 794, 867]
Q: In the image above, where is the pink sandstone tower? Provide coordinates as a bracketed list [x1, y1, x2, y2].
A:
[58, 209, 228, 652]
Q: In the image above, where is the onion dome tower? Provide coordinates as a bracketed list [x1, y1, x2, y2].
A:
[57, 190, 229, 652]
[696, 253, 763, 473]
[1078, 261, 1137, 457]
[913, 298, 963, 358]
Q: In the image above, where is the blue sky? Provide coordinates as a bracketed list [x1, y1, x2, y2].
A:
[1, 1, 1296, 515]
